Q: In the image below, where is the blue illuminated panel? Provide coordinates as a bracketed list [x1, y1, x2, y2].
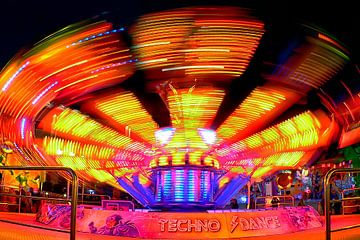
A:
[156, 171, 162, 202]
[174, 169, 185, 202]
[163, 170, 172, 202]
[154, 167, 215, 208]
[187, 170, 195, 201]
[201, 170, 211, 201]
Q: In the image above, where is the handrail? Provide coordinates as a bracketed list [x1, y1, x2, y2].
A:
[0, 166, 78, 240]
[341, 187, 360, 215]
[324, 168, 360, 240]
[103, 199, 135, 211]
[0, 192, 72, 202]
[255, 195, 294, 209]
[0, 184, 21, 212]
[0, 184, 20, 190]
[76, 193, 111, 205]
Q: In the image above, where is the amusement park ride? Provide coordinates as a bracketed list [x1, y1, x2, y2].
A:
[0, 6, 358, 214]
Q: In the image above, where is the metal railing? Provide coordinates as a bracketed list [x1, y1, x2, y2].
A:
[255, 195, 294, 209]
[77, 193, 111, 205]
[0, 166, 78, 240]
[102, 199, 135, 211]
[324, 168, 360, 240]
[341, 187, 360, 215]
[0, 184, 21, 212]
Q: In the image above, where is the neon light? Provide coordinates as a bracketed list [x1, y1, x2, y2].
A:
[90, 60, 133, 74]
[217, 86, 293, 140]
[162, 65, 225, 72]
[47, 108, 136, 149]
[155, 127, 176, 145]
[43, 136, 115, 160]
[168, 87, 224, 130]
[156, 171, 162, 201]
[182, 48, 230, 53]
[94, 91, 159, 143]
[131, 7, 264, 77]
[32, 81, 58, 104]
[13, 143, 30, 161]
[188, 170, 195, 201]
[218, 111, 322, 163]
[286, 40, 348, 89]
[174, 169, 185, 202]
[2, 61, 30, 91]
[66, 28, 125, 48]
[132, 41, 171, 49]
[201, 171, 210, 201]
[198, 128, 217, 145]
[137, 58, 168, 65]
[252, 166, 272, 179]
[20, 118, 26, 139]
[0, 6, 349, 210]
[163, 170, 171, 201]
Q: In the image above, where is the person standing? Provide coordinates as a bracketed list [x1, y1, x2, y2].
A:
[230, 198, 239, 209]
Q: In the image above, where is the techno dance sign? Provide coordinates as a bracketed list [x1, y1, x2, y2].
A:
[37, 205, 322, 239]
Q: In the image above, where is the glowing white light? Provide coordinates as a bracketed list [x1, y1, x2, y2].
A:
[155, 127, 176, 145]
[20, 118, 26, 139]
[240, 196, 247, 203]
[198, 128, 217, 145]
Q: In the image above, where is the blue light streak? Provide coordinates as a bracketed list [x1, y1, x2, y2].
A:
[66, 28, 125, 48]
[2, 61, 30, 92]
[32, 81, 58, 105]
[20, 118, 26, 139]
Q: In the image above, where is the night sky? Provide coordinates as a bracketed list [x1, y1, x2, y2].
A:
[0, 0, 358, 69]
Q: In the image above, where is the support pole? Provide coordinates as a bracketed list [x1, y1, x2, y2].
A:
[247, 182, 251, 209]
[67, 180, 70, 199]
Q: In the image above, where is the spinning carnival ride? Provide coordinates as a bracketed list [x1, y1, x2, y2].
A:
[0, 6, 358, 210]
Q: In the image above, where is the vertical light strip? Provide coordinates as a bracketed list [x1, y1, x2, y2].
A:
[20, 118, 26, 139]
[188, 169, 195, 202]
[174, 169, 185, 202]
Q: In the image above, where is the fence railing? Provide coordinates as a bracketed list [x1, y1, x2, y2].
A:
[255, 195, 294, 209]
[0, 166, 78, 240]
[341, 187, 360, 215]
[0, 184, 21, 213]
[324, 168, 360, 240]
[77, 193, 111, 205]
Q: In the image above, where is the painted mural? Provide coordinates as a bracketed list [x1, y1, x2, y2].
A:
[37, 204, 322, 239]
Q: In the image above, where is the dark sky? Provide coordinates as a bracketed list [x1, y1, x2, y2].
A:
[0, 0, 358, 69]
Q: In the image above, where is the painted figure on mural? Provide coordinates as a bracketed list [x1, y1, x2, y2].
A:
[59, 207, 85, 229]
[287, 207, 322, 230]
[88, 214, 140, 237]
